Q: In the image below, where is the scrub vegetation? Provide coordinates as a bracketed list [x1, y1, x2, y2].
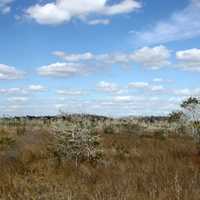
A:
[0, 97, 200, 200]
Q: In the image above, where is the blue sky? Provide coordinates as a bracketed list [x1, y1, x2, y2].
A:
[0, 0, 200, 116]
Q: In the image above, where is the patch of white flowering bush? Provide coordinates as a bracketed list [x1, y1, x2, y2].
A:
[51, 121, 103, 166]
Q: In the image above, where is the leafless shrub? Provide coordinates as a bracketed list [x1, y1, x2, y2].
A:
[52, 121, 103, 166]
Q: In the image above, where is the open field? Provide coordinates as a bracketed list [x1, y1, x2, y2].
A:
[0, 115, 200, 200]
[1, 0, 200, 199]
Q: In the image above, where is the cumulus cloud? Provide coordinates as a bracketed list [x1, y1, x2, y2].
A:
[53, 51, 94, 62]
[128, 82, 149, 89]
[50, 91, 188, 116]
[57, 90, 85, 96]
[0, 64, 25, 80]
[0, 0, 13, 14]
[150, 85, 165, 92]
[173, 88, 200, 97]
[134, 0, 200, 45]
[0, 87, 22, 95]
[53, 45, 171, 69]
[112, 95, 132, 102]
[128, 81, 165, 92]
[109, 98, 175, 115]
[176, 48, 200, 71]
[97, 81, 121, 93]
[0, 85, 46, 97]
[87, 19, 110, 25]
[53, 51, 129, 64]
[26, 0, 141, 25]
[28, 85, 46, 92]
[37, 62, 86, 77]
[153, 78, 174, 83]
[130, 46, 171, 69]
[153, 78, 164, 83]
[8, 96, 29, 103]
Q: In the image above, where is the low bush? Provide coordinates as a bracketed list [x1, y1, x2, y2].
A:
[52, 122, 103, 166]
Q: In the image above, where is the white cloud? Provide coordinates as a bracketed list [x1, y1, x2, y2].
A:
[0, 85, 46, 96]
[26, 0, 141, 25]
[28, 85, 46, 92]
[103, 53, 130, 64]
[8, 97, 29, 103]
[87, 19, 110, 25]
[53, 45, 171, 69]
[153, 78, 174, 83]
[168, 97, 183, 103]
[128, 81, 165, 92]
[130, 46, 171, 69]
[176, 48, 200, 71]
[111, 95, 151, 106]
[53, 51, 94, 62]
[153, 78, 164, 83]
[173, 89, 191, 97]
[52, 94, 183, 116]
[0, 0, 13, 14]
[128, 82, 149, 89]
[173, 88, 200, 97]
[97, 81, 120, 93]
[134, 0, 200, 45]
[150, 85, 164, 92]
[0, 87, 21, 95]
[57, 90, 85, 96]
[103, 0, 141, 15]
[37, 62, 86, 77]
[112, 95, 132, 102]
[53, 51, 129, 64]
[0, 64, 24, 80]
[55, 104, 65, 109]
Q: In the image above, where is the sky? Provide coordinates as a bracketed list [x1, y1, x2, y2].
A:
[0, 0, 200, 117]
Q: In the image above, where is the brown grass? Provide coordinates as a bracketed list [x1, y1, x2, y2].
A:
[0, 124, 200, 200]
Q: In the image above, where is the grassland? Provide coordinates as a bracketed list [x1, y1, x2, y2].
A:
[0, 115, 200, 200]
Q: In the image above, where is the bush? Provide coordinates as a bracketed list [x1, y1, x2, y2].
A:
[103, 125, 115, 134]
[0, 137, 16, 150]
[52, 122, 103, 166]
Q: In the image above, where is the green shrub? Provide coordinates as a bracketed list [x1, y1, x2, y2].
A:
[0, 137, 16, 149]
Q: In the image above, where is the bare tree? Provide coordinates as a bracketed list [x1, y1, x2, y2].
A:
[181, 97, 200, 144]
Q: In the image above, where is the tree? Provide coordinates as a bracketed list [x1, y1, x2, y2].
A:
[168, 111, 183, 123]
[181, 97, 199, 109]
[52, 121, 103, 167]
[180, 97, 200, 144]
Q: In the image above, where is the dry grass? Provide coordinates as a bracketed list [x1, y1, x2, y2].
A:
[0, 119, 200, 200]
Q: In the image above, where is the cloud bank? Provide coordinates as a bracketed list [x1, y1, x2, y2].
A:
[133, 0, 200, 45]
[0, 64, 24, 80]
[26, 0, 141, 25]
[0, 0, 13, 14]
